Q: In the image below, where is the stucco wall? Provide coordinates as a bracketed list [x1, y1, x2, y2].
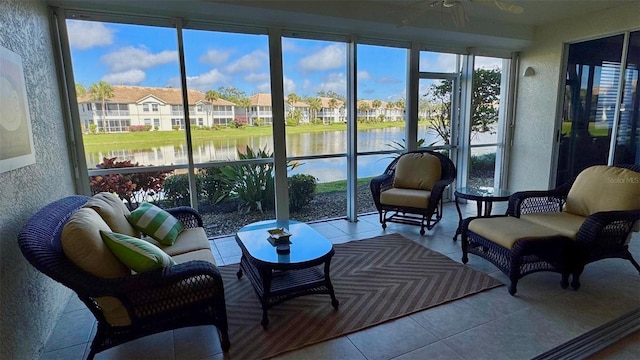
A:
[0, 0, 76, 359]
[509, 2, 640, 191]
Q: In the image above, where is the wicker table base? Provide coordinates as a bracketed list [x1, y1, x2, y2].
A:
[235, 220, 339, 328]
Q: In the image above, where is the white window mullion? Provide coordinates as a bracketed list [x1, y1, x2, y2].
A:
[268, 28, 290, 220]
[346, 37, 358, 221]
[458, 55, 475, 189]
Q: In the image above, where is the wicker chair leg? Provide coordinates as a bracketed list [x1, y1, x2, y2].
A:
[561, 273, 570, 289]
[508, 256, 521, 296]
[380, 211, 387, 230]
[571, 268, 583, 290]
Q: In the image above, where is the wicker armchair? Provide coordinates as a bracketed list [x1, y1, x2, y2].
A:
[462, 164, 640, 295]
[370, 150, 456, 235]
[18, 195, 230, 359]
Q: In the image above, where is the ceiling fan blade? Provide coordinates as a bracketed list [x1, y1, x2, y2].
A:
[492, 0, 524, 14]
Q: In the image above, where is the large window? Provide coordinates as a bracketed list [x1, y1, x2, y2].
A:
[356, 44, 408, 213]
[59, 11, 514, 237]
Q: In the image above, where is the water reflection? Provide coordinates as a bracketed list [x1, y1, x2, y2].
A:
[86, 127, 495, 182]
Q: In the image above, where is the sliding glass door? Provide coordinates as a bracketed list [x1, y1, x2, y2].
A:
[557, 31, 639, 186]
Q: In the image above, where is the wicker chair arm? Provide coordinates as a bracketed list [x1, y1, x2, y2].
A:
[575, 209, 640, 247]
[507, 189, 568, 217]
[109, 260, 225, 321]
[165, 206, 204, 228]
[74, 260, 221, 298]
[370, 174, 394, 210]
[428, 176, 454, 209]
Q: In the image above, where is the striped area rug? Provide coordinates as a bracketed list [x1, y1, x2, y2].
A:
[220, 233, 503, 359]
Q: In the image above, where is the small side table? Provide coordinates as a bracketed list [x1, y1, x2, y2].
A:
[453, 186, 512, 240]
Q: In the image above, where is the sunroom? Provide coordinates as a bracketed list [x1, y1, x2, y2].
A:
[1, 0, 639, 359]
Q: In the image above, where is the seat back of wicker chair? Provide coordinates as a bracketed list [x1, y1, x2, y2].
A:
[18, 195, 98, 293]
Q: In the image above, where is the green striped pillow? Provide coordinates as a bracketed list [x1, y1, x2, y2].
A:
[100, 231, 176, 273]
[126, 203, 184, 245]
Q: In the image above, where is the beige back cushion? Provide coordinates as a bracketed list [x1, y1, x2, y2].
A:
[84, 192, 140, 238]
[61, 208, 130, 278]
[565, 166, 640, 217]
[393, 153, 442, 190]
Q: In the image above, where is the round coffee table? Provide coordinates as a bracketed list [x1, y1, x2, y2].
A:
[235, 220, 339, 328]
[453, 186, 512, 240]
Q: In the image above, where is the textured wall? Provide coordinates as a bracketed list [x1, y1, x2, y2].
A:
[0, 0, 76, 359]
[509, 2, 640, 191]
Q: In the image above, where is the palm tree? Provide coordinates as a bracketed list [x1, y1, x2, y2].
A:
[328, 98, 338, 123]
[89, 81, 114, 132]
[372, 99, 382, 121]
[385, 102, 396, 121]
[358, 101, 372, 122]
[286, 93, 301, 117]
[307, 97, 322, 124]
[75, 83, 86, 98]
[235, 97, 253, 125]
[205, 90, 219, 103]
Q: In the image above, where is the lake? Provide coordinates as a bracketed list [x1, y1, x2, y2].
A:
[86, 126, 497, 183]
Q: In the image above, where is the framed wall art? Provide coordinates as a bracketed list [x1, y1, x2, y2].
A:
[0, 45, 35, 173]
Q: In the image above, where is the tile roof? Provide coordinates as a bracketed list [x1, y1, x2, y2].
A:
[78, 85, 235, 106]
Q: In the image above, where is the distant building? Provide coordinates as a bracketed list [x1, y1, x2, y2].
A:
[77, 85, 235, 133]
[77, 85, 403, 133]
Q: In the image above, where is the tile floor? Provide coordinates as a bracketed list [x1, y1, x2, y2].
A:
[40, 202, 640, 360]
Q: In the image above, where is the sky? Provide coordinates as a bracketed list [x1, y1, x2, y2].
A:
[67, 20, 502, 102]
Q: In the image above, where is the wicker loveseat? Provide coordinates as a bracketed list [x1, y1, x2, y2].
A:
[370, 150, 456, 235]
[461, 164, 640, 295]
[18, 194, 230, 359]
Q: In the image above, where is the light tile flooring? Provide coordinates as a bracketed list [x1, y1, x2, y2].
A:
[41, 202, 640, 360]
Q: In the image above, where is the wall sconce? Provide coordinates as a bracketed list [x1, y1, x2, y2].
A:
[523, 66, 536, 77]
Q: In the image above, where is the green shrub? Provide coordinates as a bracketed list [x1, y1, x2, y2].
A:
[289, 174, 316, 211]
[220, 146, 275, 214]
[199, 166, 232, 205]
[162, 173, 203, 207]
[470, 152, 496, 171]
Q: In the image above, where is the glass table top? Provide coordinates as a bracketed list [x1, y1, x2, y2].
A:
[455, 186, 512, 199]
[235, 220, 333, 265]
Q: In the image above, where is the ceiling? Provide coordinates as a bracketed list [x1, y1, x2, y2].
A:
[51, 0, 635, 54]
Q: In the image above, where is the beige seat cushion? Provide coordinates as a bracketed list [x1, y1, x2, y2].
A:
[172, 248, 217, 265]
[520, 212, 586, 240]
[94, 296, 131, 326]
[566, 166, 640, 217]
[468, 216, 566, 250]
[143, 227, 211, 256]
[393, 153, 441, 190]
[380, 188, 431, 209]
[61, 208, 130, 278]
[84, 192, 140, 238]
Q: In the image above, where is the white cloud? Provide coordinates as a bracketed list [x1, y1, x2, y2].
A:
[299, 44, 345, 72]
[281, 39, 300, 53]
[101, 46, 177, 72]
[315, 72, 346, 94]
[199, 49, 232, 66]
[420, 53, 458, 72]
[283, 76, 296, 95]
[67, 21, 114, 50]
[358, 71, 372, 80]
[184, 69, 229, 91]
[225, 50, 268, 74]
[475, 56, 503, 70]
[256, 82, 271, 93]
[102, 69, 146, 84]
[244, 72, 270, 83]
